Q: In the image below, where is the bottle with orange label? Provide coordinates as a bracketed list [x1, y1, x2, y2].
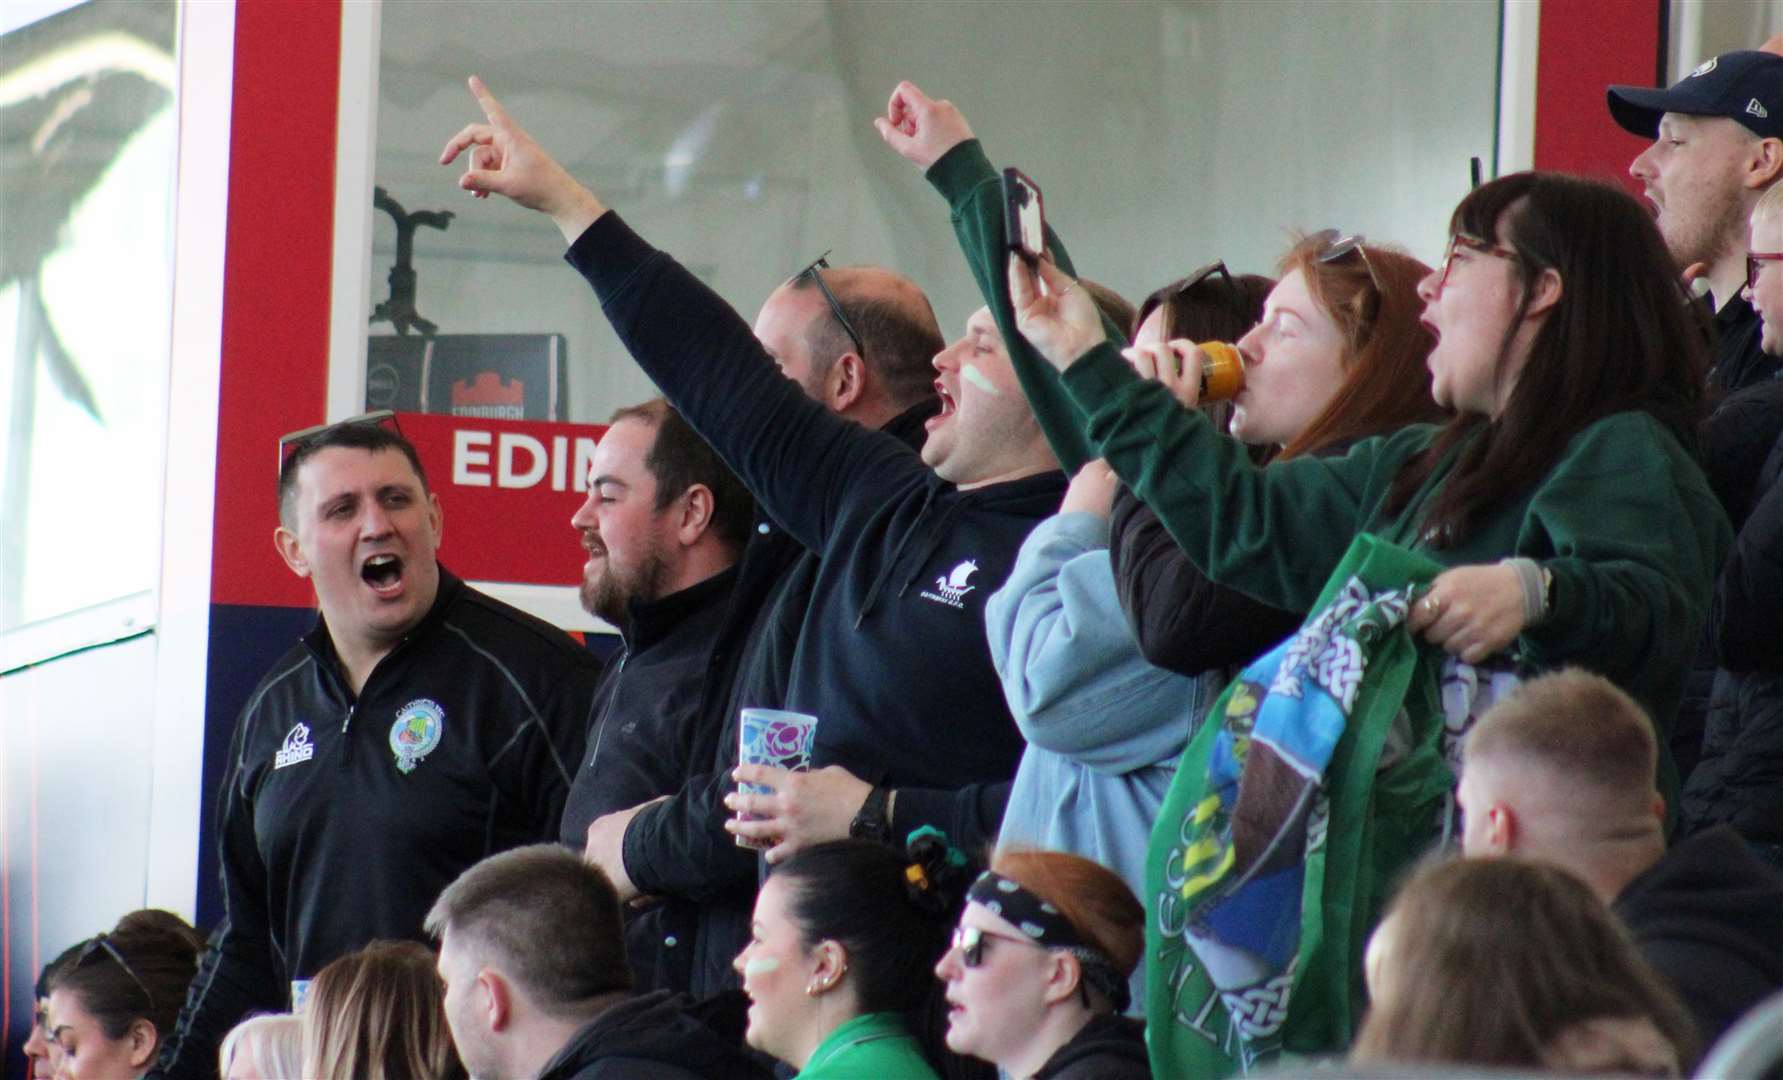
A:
[1196, 341, 1246, 402]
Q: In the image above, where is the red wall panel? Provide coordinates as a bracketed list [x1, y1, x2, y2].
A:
[210, 0, 341, 608]
[1533, 0, 1666, 187]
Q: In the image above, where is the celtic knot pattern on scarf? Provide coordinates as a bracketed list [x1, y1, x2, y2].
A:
[1269, 577, 1414, 713]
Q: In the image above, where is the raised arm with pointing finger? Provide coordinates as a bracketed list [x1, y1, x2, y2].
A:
[444, 77, 1062, 853]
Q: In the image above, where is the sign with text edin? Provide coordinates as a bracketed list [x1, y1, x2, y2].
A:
[400, 412, 606, 588]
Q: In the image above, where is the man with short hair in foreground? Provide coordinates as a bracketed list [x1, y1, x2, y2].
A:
[1458, 669, 1783, 1050]
[428, 845, 770, 1080]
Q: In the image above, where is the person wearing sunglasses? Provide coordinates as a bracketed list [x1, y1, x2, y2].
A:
[873, 82, 1442, 683]
[44, 915, 203, 1080]
[1680, 179, 1783, 871]
[935, 851, 1147, 1080]
[977, 265, 1269, 1011]
[876, 80, 1444, 1000]
[733, 835, 984, 1079]
[152, 417, 601, 1080]
[1107, 237, 1445, 679]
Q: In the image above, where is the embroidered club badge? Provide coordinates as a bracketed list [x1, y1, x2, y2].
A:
[389, 699, 444, 774]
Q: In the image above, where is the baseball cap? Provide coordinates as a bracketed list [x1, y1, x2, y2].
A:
[1608, 50, 1783, 139]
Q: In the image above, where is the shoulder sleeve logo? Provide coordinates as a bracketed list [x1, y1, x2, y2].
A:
[389, 699, 445, 774]
[273, 723, 314, 769]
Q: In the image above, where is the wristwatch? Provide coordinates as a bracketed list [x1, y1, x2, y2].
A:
[849, 785, 894, 846]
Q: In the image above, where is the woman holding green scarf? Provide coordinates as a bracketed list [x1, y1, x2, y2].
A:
[1002, 171, 1728, 1077]
[1005, 171, 1727, 788]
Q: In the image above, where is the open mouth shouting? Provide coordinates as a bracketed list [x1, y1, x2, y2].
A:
[360, 552, 405, 596]
[927, 378, 958, 429]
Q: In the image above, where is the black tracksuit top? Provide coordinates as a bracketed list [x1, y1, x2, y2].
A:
[154, 570, 599, 1080]
[568, 212, 1065, 799]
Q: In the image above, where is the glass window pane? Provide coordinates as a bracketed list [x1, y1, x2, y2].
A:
[373, 0, 1499, 423]
[0, 0, 178, 630]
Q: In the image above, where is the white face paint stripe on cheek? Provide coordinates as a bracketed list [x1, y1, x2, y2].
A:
[960, 363, 1001, 397]
[743, 955, 781, 977]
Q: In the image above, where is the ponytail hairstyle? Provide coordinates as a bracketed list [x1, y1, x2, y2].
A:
[53, 910, 203, 1049]
[771, 833, 992, 1080]
[1385, 172, 1709, 546]
[300, 940, 465, 1080]
[1275, 235, 1445, 461]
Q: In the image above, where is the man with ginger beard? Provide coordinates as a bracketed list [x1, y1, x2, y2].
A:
[152, 418, 599, 1080]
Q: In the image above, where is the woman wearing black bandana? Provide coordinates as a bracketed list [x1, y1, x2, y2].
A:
[936, 851, 1150, 1079]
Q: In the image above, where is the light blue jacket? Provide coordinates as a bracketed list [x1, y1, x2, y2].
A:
[987, 511, 1224, 1011]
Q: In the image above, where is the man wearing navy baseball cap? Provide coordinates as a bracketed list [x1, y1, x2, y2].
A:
[1610, 49, 1783, 393]
[1610, 47, 1783, 807]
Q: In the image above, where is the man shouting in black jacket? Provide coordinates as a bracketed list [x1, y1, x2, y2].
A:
[442, 77, 1062, 876]
[153, 418, 599, 1080]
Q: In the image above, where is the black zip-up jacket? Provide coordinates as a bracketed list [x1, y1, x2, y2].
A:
[536, 990, 773, 1080]
[567, 212, 1059, 823]
[1682, 425, 1783, 847]
[1613, 825, 1783, 1052]
[556, 565, 739, 992]
[559, 566, 739, 842]
[619, 401, 936, 996]
[153, 570, 598, 1080]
